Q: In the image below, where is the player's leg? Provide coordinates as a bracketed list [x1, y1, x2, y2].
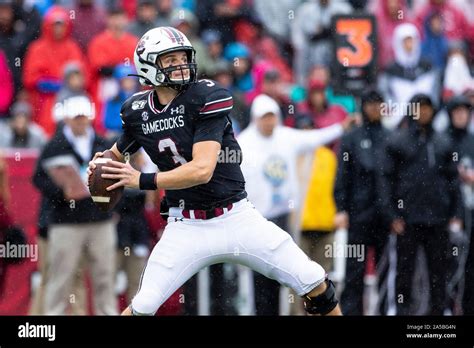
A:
[228, 201, 341, 315]
[125, 219, 216, 315]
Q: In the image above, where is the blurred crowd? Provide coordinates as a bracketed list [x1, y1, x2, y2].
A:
[0, 0, 474, 316]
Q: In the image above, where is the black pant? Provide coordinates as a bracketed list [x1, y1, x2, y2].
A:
[463, 211, 474, 314]
[396, 224, 448, 315]
[253, 213, 289, 316]
[340, 219, 387, 315]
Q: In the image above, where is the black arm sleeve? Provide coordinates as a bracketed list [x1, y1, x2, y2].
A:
[116, 108, 142, 155]
[334, 135, 352, 212]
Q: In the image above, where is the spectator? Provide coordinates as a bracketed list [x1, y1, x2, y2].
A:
[378, 23, 440, 130]
[378, 94, 463, 315]
[238, 94, 352, 315]
[32, 95, 117, 315]
[23, 6, 86, 136]
[307, 65, 357, 114]
[128, 0, 170, 38]
[0, 49, 13, 118]
[196, 0, 256, 48]
[291, 0, 352, 85]
[70, 0, 107, 52]
[254, 36, 293, 84]
[209, 60, 249, 133]
[0, 0, 40, 92]
[420, 11, 448, 70]
[443, 96, 474, 315]
[199, 29, 226, 78]
[56, 62, 88, 103]
[103, 64, 138, 137]
[443, 42, 474, 98]
[224, 42, 253, 93]
[334, 89, 389, 315]
[296, 79, 348, 152]
[415, 0, 470, 42]
[246, 63, 290, 117]
[253, 0, 300, 46]
[115, 151, 151, 303]
[0, 101, 46, 149]
[155, 0, 173, 26]
[87, 6, 138, 134]
[372, 0, 409, 69]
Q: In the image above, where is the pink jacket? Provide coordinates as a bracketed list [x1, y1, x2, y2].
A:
[0, 51, 14, 116]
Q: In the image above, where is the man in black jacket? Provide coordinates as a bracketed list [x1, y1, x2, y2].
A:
[33, 95, 117, 315]
[334, 89, 389, 315]
[444, 96, 474, 315]
[379, 94, 463, 315]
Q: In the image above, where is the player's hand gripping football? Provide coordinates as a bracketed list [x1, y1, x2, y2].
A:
[87, 151, 141, 191]
[100, 160, 141, 191]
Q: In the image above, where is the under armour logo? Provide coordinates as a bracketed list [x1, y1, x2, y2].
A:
[170, 107, 181, 115]
[141, 111, 149, 121]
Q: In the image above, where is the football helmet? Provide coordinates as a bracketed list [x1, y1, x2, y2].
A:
[133, 26, 197, 89]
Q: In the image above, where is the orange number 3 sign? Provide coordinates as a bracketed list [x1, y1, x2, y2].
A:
[336, 19, 373, 67]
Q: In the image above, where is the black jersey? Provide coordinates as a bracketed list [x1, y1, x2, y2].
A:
[116, 79, 247, 210]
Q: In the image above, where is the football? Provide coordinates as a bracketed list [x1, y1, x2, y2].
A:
[88, 150, 124, 212]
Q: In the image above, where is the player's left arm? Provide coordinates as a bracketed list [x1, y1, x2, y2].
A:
[102, 83, 231, 191]
[101, 141, 220, 191]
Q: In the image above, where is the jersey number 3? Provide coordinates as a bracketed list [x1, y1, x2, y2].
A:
[158, 138, 187, 165]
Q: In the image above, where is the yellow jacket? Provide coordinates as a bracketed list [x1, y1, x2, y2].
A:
[301, 146, 337, 232]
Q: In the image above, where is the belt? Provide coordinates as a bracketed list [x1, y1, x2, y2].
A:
[181, 203, 234, 220]
[169, 198, 250, 220]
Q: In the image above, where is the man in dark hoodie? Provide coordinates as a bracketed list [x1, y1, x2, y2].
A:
[33, 95, 117, 315]
[379, 94, 463, 315]
[334, 89, 389, 315]
[444, 96, 474, 315]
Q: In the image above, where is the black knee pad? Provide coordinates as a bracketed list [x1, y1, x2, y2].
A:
[303, 278, 339, 315]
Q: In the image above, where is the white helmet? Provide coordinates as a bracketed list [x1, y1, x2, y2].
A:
[133, 26, 197, 89]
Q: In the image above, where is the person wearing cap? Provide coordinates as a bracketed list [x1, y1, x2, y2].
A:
[0, 101, 46, 149]
[334, 89, 390, 315]
[238, 94, 355, 315]
[33, 95, 117, 315]
[378, 93, 463, 315]
[444, 96, 474, 314]
[23, 6, 86, 136]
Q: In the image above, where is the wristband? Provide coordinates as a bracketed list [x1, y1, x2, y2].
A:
[139, 173, 157, 190]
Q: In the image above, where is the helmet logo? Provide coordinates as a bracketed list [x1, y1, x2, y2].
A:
[162, 27, 185, 45]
